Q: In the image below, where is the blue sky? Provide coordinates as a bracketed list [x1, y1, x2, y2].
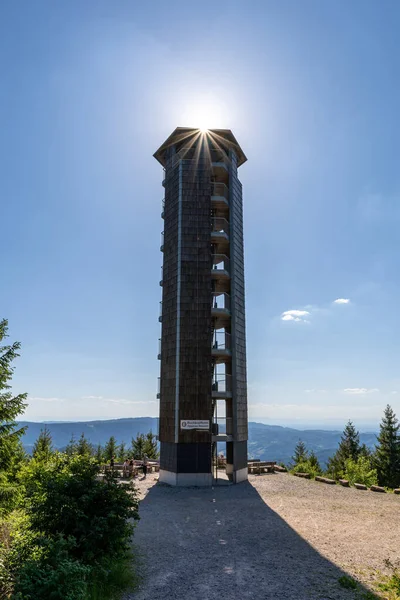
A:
[2, 1, 400, 429]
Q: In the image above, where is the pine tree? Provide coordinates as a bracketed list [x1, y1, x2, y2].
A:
[95, 443, 104, 463]
[32, 427, 53, 461]
[327, 421, 361, 479]
[130, 434, 146, 459]
[0, 319, 27, 470]
[76, 433, 93, 457]
[65, 435, 77, 456]
[308, 450, 321, 473]
[104, 436, 118, 462]
[144, 431, 159, 459]
[375, 405, 400, 489]
[117, 441, 127, 462]
[292, 440, 308, 466]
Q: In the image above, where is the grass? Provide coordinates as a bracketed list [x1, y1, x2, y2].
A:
[339, 575, 358, 590]
[87, 554, 141, 600]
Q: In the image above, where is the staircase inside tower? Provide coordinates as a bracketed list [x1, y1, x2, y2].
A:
[210, 164, 233, 484]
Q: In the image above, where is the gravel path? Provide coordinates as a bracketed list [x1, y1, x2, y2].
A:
[125, 473, 400, 599]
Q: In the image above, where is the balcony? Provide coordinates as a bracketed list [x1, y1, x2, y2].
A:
[212, 373, 232, 399]
[159, 266, 163, 287]
[159, 301, 163, 323]
[212, 292, 231, 318]
[211, 182, 229, 210]
[160, 231, 164, 252]
[161, 198, 165, 219]
[211, 149, 229, 172]
[211, 217, 229, 244]
[157, 338, 161, 360]
[211, 254, 230, 279]
[212, 417, 233, 442]
[212, 330, 232, 359]
[157, 376, 160, 399]
[162, 168, 166, 187]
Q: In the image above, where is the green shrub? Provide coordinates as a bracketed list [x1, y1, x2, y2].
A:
[343, 456, 378, 488]
[13, 536, 90, 600]
[291, 460, 321, 479]
[21, 453, 139, 566]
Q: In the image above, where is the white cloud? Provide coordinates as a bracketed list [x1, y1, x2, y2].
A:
[333, 298, 350, 305]
[391, 391, 398, 395]
[281, 309, 310, 323]
[343, 388, 379, 395]
[82, 395, 103, 400]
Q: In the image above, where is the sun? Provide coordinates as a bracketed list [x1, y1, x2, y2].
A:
[180, 94, 230, 131]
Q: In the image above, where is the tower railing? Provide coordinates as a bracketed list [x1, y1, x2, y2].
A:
[212, 330, 231, 350]
[212, 292, 231, 312]
[212, 217, 229, 236]
[212, 373, 232, 393]
[212, 254, 230, 273]
[212, 182, 229, 199]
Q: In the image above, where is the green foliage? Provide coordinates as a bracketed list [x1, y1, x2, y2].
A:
[308, 450, 321, 472]
[291, 460, 321, 479]
[104, 436, 118, 462]
[94, 443, 104, 463]
[65, 434, 77, 456]
[32, 426, 54, 461]
[13, 536, 90, 600]
[343, 456, 378, 488]
[76, 433, 94, 457]
[130, 434, 145, 459]
[144, 431, 159, 459]
[118, 441, 127, 462]
[375, 405, 400, 489]
[291, 439, 308, 466]
[22, 453, 139, 565]
[338, 575, 358, 590]
[326, 421, 361, 480]
[0, 319, 27, 471]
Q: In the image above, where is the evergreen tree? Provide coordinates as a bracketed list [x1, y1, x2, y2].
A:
[326, 421, 360, 479]
[292, 440, 308, 466]
[144, 431, 159, 459]
[95, 443, 104, 463]
[308, 450, 321, 473]
[76, 433, 93, 457]
[130, 434, 146, 459]
[375, 405, 400, 489]
[32, 427, 53, 461]
[0, 319, 27, 470]
[117, 442, 127, 462]
[104, 436, 118, 462]
[65, 434, 77, 456]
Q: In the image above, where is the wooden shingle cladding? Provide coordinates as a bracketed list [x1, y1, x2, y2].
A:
[159, 150, 212, 448]
[229, 152, 248, 446]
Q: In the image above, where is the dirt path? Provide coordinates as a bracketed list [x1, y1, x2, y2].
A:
[126, 473, 399, 599]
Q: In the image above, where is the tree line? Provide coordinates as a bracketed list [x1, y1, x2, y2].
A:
[32, 428, 160, 464]
[0, 319, 140, 599]
[291, 407, 400, 489]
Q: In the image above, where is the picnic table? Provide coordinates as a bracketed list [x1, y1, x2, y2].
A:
[248, 461, 276, 475]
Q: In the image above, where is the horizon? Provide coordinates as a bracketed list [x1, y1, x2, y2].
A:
[2, 1, 400, 428]
[16, 415, 380, 434]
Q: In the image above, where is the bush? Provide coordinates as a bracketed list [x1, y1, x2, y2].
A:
[21, 453, 139, 566]
[343, 456, 378, 488]
[13, 536, 90, 600]
[291, 460, 321, 479]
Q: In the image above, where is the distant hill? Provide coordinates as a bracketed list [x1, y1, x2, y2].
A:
[19, 418, 378, 467]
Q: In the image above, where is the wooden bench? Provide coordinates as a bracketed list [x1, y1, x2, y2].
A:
[248, 461, 276, 475]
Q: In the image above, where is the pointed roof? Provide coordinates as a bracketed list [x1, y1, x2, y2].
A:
[153, 127, 247, 167]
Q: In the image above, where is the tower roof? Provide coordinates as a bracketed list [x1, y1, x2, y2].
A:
[153, 127, 247, 167]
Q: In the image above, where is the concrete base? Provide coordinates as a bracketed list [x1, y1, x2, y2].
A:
[234, 467, 248, 484]
[159, 470, 213, 487]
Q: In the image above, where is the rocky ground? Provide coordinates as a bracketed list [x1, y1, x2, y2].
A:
[125, 473, 400, 600]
